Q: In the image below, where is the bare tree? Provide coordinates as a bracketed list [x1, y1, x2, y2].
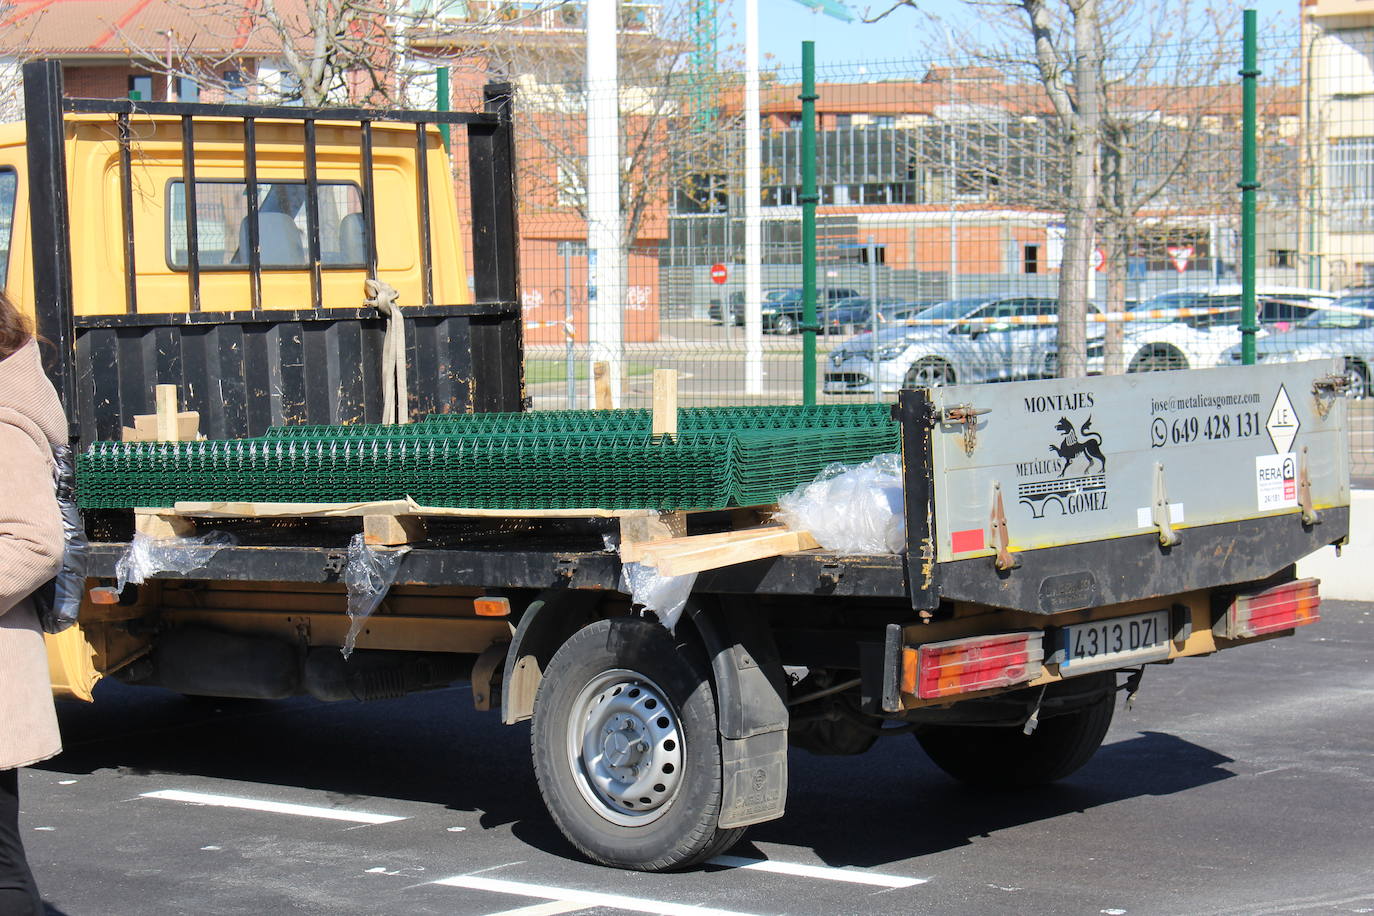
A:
[874, 0, 1277, 375]
[114, 0, 533, 109]
[877, 0, 1106, 375]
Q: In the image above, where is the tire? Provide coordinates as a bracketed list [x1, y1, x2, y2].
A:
[531, 617, 745, 871]
[903, 358, 956, 389]
[773, 314, 798, 336]
[1343, 359, 1370, 400]
[1128, 346, 1188, 373]
[916, 681, 1115, 788]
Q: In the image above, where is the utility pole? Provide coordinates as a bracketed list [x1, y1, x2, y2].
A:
[586, 0, 623, 405]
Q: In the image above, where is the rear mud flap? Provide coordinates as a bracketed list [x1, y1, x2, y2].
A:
[719, 730, 788, 828]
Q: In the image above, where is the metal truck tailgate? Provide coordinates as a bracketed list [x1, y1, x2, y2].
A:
[902, 359, 1350, 613]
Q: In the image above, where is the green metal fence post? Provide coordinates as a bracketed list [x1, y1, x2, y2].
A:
[1240, 9, 1260, 365]
[800, 41, 818, 404]
[437, 66, 451, 152]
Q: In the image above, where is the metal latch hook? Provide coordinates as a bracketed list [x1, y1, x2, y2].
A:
[942, 405, 991, 456]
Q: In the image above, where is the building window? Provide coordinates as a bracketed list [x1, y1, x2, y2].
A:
[177, 76, 200, 102]
[834, 114, 852, 129]
[1268, 249, 1296, 269]
[1024, 244, 1040, 274]
[128, 75, 153, 101]
[278, 71, 302, 104]
[1330, 137, 1374, 234]
[223, 69, 247, 101]
[873, 115, 895, 128]
[786, 115, 802, 129]
[557, 162, 586, 209]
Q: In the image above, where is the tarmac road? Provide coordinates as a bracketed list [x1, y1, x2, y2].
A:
[18, 600, 1374, 916]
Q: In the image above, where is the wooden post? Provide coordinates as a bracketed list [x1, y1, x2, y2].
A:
[593, 361, 613, 410]
[651, 368, 678, 438]
[363, 514, 427, 546]
[155, 384, 180, 441]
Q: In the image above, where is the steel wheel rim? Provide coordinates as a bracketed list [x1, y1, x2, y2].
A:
[905, 360, 951, 388]
[1344, 364, 1368, 399]
[566, 669, 685, 827]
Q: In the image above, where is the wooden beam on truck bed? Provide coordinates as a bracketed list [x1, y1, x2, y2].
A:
[171, 499, 627, 519]
[633, 525, 822, 577]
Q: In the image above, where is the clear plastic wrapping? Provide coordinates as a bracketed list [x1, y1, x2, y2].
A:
[32, 445, 90, 634]
[620, 561, 697, 632]
[776, 452, 905, 555]
[114, 530, 237, 594]
[341, 533, 411, 658]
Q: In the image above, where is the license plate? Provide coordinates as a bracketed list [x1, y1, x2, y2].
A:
[1060, 610, 1171, 675]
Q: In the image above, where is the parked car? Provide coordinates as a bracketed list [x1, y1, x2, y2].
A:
[1110, 285, 1336, 372]
[762, 287, 862, 334]
[825, 296, 1094, 393]
[709, 287, 791, 325]
[1218, 293, 1374, 397]
[822, 297, 922, 334]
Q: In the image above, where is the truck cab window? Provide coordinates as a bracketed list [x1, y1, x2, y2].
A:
[166, 180, 365, 270]
[0, 168, 15, 288]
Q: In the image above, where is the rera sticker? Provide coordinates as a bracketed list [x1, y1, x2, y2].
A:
[1256, 452, 1298, 511]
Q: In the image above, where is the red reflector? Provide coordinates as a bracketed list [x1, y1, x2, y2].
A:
[1219, 578, 1321, 639]
[950, 528, 986, 554]
[913, 631, 1044, 699]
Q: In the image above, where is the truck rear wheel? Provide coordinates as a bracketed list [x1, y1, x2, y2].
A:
[916, 685, 1115, 788]
[531, 617, 745, 871]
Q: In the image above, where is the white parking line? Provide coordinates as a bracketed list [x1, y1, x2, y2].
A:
[432, 874, 764, 916]
[707, 855, 927, 889]
[483, 902, 590, 916]
[140, 789, 405, 825]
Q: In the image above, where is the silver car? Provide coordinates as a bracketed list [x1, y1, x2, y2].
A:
[824, 296, 1075, 393]
[1219, 293, 1374, 397]
[1106, 286, 1335, 373]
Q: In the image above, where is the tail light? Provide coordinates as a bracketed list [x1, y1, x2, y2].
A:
[902, 631, 1044, 700]
[1216, 578, 1321, 639]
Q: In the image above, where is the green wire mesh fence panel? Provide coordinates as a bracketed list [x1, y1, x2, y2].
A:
[76, 407, 899, 511]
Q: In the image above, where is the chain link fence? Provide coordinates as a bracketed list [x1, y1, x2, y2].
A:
[466, 24, 1374, 477]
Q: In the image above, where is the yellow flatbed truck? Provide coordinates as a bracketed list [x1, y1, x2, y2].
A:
[2, 61, 1351, 872]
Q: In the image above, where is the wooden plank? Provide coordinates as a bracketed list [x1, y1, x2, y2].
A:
[620, 522, 776, 564]
[171, 499, 625, 519]
[173, 499, 412, 518]
[618, 510, 687, 562]
[169, 499, 777, 525]
[639, 526, 821, 577]
[363, 514, 427, 546]
[593, 360, 612, 409]
[129, 410, 200, 442]
[155, 384, 180, 441]
[651, 368, 677, 438]
[134, 509, 197, 539]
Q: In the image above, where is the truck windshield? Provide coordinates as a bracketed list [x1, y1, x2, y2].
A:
[167, 179, 365, 270]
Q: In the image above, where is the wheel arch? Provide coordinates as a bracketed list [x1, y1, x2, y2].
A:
[1128, 341, 1188, 370]
[1343, 355, 1370, 396]
[501, 589, 603, 725]
[680, 597, 791, 828]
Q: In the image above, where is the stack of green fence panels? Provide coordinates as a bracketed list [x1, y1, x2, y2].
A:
[76, 406, 899, 511]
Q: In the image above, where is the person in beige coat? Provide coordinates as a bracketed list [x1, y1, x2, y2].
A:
[0, 290, 64, 916]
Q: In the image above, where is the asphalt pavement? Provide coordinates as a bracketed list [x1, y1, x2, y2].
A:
[18, 600, 1374, 916]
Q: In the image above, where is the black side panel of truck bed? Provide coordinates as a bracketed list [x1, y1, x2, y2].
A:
[74, 304, 517, 441]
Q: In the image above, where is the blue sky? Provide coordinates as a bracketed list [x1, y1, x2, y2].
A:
[725, 0, 1302, 70]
